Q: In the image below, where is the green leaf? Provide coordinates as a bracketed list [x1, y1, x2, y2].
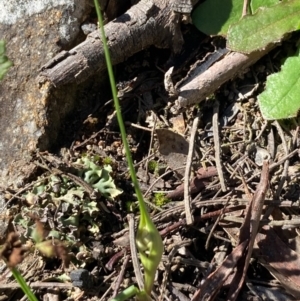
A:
[58, 215, 79, 227]
[258, 49, 300, 120]
[31, 223, 44, 243]
[32, 183, 46, 195]
[192, 0, 243, 36]
[87, 221, 100, 234]
[136, 206, 164, 295]
[82, 200, 99, 215]
[227, 0, 300, 53]
[36, 241, 55, 257]
[92, 166, 123, 199]
[251, 0, 280, 12]
[11, 268, 38, 301]
[0, 40, 13, 80]
[79, 157, 122, 199]
[56, 188, 84, 206]
[48, 230, 61, 239]
[111, 285, 140, 301]
[192, 0, 279, 36]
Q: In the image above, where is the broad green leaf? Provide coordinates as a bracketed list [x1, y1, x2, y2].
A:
[258, 49, 300, 120]
[0, 40, 12, 80]
[251, 0, 280, 12]
[192, 0, 243, 36]
[192, 0, 279, 36]
[227, 0, 300, 53]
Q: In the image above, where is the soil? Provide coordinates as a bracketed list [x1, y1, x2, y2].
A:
[1, 8, 300, 301]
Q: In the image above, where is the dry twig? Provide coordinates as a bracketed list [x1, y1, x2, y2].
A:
[184, 117, 199, 225]
[273, 120, 290, 199]
[228, 160, 269, 300]
[212, 101, 226, 192]
[205, 198, 230, 249]
[112, 255, 130, 298]
[128, 214, 144, 290]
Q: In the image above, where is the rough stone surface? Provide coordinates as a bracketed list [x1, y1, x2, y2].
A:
[0, 0, 92, 187]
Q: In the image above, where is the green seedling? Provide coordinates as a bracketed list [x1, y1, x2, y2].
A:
[147, 160, 158, 173]
[125, 200, 138, 212]
[148, 160, 167, 177]
[103, 156, 114, 165]
[77, 156, 122, 199]
[153, 193, 170, 207]
[93, 1, 163, 300]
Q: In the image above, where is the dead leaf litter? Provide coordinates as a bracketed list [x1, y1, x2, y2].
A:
[1, 37, 300, 301]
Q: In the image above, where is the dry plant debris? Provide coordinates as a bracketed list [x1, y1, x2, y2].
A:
[0, 233, 27, 268]
[1, 8, 300, 301]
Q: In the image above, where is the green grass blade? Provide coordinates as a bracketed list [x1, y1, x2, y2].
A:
[94, 1, 163, 296]
[11, 267, 38, 301]
[93, 0, 145, 214]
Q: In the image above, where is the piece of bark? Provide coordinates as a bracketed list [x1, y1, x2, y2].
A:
[166, 166, 217, 199]
[175, 44, 275, 108]
[227, 160, 269, 301]
[257, 226, 300, 299]
[38, 0, 184, 87]
[172, 0, 194, 13]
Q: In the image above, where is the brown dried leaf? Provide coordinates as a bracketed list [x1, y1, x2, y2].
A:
[256, 226, 300, 298]
[192, 240, 248, 301]
[156, 128, 189, 176]
[227, 161, 269, 301]
[0, 232, 27, 268]
[170, 113, 186, 134]
[166, 166, 218, 199]
[36, 240, 70, 268]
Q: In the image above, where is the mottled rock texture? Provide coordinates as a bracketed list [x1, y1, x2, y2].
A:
[0, 0, 92, 186]
[0, 0, 183, 187]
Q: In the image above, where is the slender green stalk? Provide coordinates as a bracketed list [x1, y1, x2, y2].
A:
[94, 1, 163, 298]
[111, 285, 140, 301]
[94, 0, 147, 218]
[11, 267, 38, 301]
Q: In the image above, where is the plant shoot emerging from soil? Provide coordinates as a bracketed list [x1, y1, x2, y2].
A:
[94, 1, 163, 300]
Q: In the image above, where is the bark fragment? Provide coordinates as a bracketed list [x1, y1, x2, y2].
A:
[175, 44, 275, 108]
[38, 0, 184, 87]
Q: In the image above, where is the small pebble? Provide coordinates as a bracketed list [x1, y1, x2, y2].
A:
[81, 22, 97, 35]
[70, 269, 91, 289]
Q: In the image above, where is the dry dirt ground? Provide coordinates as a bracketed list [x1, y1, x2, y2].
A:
[1, 16, 300, 301]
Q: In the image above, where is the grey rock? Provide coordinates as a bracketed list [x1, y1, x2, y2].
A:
[0, 0, 92, 187]
[70, 269, 92, 289]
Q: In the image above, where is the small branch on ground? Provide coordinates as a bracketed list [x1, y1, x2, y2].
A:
[184, 117, 199, 225]
[175, 44, 275, 108]
[212, 101, 226, 192]
[38, 0, 185, 88]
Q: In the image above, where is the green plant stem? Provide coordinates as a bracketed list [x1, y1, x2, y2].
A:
[94, 1, 150, 227]
[94, 2, 163, 298]
[111, 285, 140, 301]
[11, 267, 38, 301]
